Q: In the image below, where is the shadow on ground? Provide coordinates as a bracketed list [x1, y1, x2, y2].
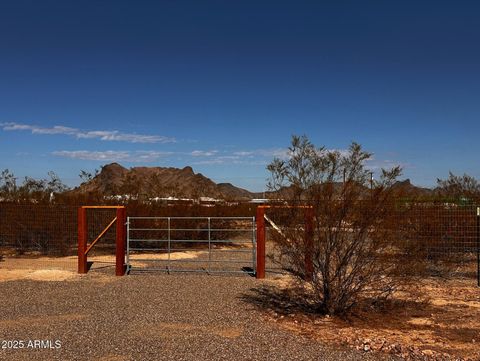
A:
[241, 284, 321, 316]
[240, 279, 480, 360]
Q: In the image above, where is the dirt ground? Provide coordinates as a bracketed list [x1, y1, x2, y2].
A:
[259, 272, 480, 361]
[1, 254, 479, 360]
[0, 251, 203, 282]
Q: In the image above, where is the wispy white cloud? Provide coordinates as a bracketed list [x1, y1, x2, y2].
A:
[192, 159, 229, 165]
[233, 148, 289, 159]
[52, 150, 131, 162]
[189, 148, 290, 166]
[52, 150, 172, 162]
[1, 122, 175, 144]
[193, 155, 271, 166]
[51, 145, 406, 171]
[190, 150, 218, 157]
[232, 151, 253, 157]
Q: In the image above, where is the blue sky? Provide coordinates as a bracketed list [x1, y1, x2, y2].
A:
[0, 0, 479, 191]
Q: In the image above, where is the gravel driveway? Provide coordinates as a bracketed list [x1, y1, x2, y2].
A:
[0, 272, 398, 361]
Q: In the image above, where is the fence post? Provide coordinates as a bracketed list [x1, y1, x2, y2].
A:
[116, 207, 126, 276]
[256, 207, 266, 279]
[477, 206, 479, 287]
[304, 207, 314, 282]
[78, 207, 87, 274]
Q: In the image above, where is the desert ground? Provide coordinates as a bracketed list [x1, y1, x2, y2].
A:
[0, 253, 479, 361]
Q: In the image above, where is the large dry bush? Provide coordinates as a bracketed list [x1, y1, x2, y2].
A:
[436, 172, 480, 203]
[266, 135, 415, 315]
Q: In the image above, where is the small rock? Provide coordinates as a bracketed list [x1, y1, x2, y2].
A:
[363, 344, 370, 352]
[422, 349, 434, 357]
[411, 347, 423, 357]
[370, 340, 385, 351]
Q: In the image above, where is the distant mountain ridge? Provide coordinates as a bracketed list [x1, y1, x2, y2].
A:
[391, 179, 434, 197]
[73, 163, 434, 201]
[74, 163, 258, 200]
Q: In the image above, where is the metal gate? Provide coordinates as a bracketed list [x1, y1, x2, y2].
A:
[126, 217, 256, 275]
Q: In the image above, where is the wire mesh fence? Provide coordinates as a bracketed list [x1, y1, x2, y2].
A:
[398, 203, 479, 282]
[0, 201, 478, 281]
[0, 204, 119, 270]
[0, 202, 257, 272]
[263, 201, 480, 281]
[0, 204, 78, 270]
[401, 203, 478, 255]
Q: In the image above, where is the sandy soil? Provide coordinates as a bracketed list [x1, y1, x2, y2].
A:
[262, 274, 480, 360]
[0, 250, 216, 281]
[0, 253, 78, 282]
[0, 269, 78, 282]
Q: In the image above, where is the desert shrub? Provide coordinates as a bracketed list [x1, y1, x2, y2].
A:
[436, 172, 480, 203]
[266, 135, 415, 315]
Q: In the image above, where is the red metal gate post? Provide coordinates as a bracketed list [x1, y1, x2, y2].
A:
[115, 207, 126, 276]
[78, 207, 88, 274]
[304, 207, 314, 281]
[256, 206, 266, 279]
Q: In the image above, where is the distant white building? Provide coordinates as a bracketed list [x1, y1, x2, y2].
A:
[249, 198, 270, 204]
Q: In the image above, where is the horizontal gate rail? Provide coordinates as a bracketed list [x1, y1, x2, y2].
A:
[127, 216, 256, 275]
[130, 259, 251, 263]
[129, 228, 254, 232]
[129, 248, 252, 253]
[128, 239, 253, 243]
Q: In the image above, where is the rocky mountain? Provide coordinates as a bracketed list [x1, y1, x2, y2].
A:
[264, 179, 434, 200]
[391, 179, 434, 198]
[73, 163, 435, 201]
[217, 183, 262, 199]
[74, 163, 256, 200]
